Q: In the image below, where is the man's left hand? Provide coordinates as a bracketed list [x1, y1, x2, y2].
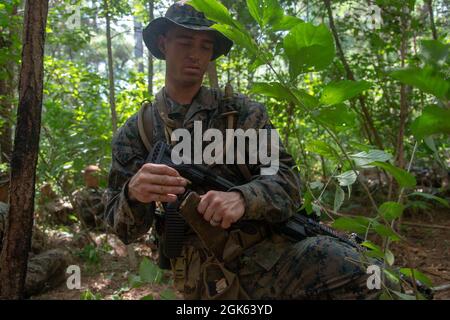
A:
[197, 191, 245, 229]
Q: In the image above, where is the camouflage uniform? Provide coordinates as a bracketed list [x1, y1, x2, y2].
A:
[105, 86, 381, 299]
[73, 187, 106, 229]
[1, 202, 69, 297]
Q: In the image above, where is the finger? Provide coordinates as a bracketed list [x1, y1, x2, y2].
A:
[148, 193, 177, 203]
[146, 174, 188, 187]
[197, 194, 211, 215]
[221, 215, 233, 229]
[143, 163, 180, 177]
[144, 184, 185, 195]
[203, 199, 221, 222]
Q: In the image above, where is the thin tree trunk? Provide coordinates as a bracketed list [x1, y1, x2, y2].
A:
[0, 0, 49, 299]
[134, 17, 144, 73]
[395, 5, 411, 169]
[324, 0, 383, 150]
[104, 0, 117, 134]
[426, 0, 438, 40]
[147, 0, 154, 96]
[207, 61, 219, 89]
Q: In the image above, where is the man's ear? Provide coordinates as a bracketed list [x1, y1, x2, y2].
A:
[157, 35, 166, 56]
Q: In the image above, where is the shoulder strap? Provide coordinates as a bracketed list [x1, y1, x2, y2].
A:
[220, 84, 252, 182]
[137, 101, 154, 153]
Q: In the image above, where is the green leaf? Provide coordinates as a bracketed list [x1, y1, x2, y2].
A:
[361, 240, 384, 259]
[247, 0, 263, 26]
[300, 190, 314, 215]
[283, 22, 335, 78]
[271, 15, 304, 31]
[250, 82, 297, 103]
[211, 24, 258, 56]
[261, 0, 284, 26]
[334, 186, 345, 212]
[408, 192, 449, 208]
[332, 216, 372, 235]
[390, 67, 449, 100]
[320, 80, 372, 106]
[292, 89, 320, 109]
[420, 40, 449, 66]
[350, 150, 392, 168]
[160, 289, 177, 300]
[410, 105, 450, 139]
[379, 201, 405, 222]
[372, 223, 401, 242]
[314, 104, 357, 130]
[335, 170, 358, 187]
[139, 257, 162, 284]
[371, 161, 416, 188]
[188, 0, 235, 27]
[385, 249, 395, 266]
[305, 140, 339, 161]
[140, 294, 154, 300]
[399, 268, 433, 288]
[251, 82, 319, 110]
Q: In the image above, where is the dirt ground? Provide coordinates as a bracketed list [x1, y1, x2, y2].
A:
[31, 207, 449, 300]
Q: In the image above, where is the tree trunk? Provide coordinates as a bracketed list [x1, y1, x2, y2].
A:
[395, 5, 411, 169]
[104, 0, 117, 134]
[426, 0, 438, 40]
[147, 0, 154, 96]
[324, 0, 383, 149]
[0, 0, 49, 299]
[207, 61, 219, 89]
[134, 16, 144, 73]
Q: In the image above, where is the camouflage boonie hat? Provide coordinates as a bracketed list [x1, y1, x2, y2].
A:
[143, 1, 233, 60]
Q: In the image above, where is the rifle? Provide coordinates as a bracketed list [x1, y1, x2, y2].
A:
[147, 141, 434, 299]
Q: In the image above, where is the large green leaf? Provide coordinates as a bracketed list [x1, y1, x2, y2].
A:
[335, 170, 358, 187]
[390, 67, 449, 100]
[250, 82, 297, 103]
[320, 80, 372, 106]
[247, 0, 263, 26]
[350, 150, 392, 167]
[271, 15, 304, 31]
[283, 22, 335, 77]
[379, 201, 405, 222]
[314, 104, 357, 129]
[211, 24, 258, 56]
[334, 186, 345, 212]
[247, 0, 284, 27]
[410, 105, 450, 139]
[305, 140, 340, 161]
[188, 0, 235, 27]
[420, 40, 449, 66]
[139, 257, 162, 284]
[371, 161, 416, 188]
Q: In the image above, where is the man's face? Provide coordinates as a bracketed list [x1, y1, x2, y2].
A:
[158, 25, 214, 85]
[84, 171, 99, 188]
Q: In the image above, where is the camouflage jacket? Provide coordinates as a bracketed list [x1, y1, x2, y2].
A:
[105, 86, 301, 245]
[73, 187, 105, 228]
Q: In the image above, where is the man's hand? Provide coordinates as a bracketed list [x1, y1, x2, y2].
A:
[197, 191, 245, 229]
[128, 163, 187, 203]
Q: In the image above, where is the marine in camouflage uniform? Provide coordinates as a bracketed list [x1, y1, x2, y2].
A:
[0, 173, 69, 297]
[105, 2, 381, 300]
[73, 165, 106, 230]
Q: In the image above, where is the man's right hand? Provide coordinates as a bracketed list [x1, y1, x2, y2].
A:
[127, 163, 188, 203]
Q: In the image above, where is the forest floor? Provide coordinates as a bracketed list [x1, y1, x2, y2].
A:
[31, 206, 449, 300]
